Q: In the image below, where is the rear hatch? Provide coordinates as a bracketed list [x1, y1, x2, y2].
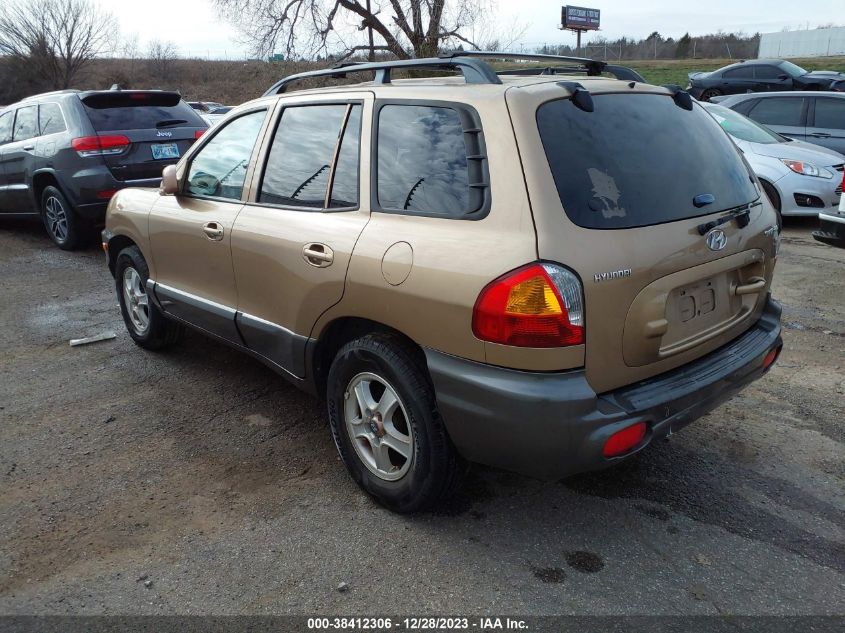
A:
[80, 91, 207, 181]
[522, 87, 778, 393]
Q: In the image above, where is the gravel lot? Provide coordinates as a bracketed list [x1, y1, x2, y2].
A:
[0, 216, 843, 616]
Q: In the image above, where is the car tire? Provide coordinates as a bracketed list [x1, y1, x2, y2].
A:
[326, 333, 464, 513]
[700, 88, 722, 102]
[40, 185, 91, 250]
[115, 245, 183, 350]
[760, 180, 783, 232]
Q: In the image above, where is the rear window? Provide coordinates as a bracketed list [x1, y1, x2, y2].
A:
[81, 92, 206, 131]
[537, 94, 757, 229]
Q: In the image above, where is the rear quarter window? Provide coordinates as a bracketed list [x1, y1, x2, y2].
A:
[536, 94, 757, 230]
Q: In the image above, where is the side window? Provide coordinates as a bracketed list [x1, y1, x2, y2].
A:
[259, 104, 361, 209]
[0, 111, 12, 144]
[12, 105, 38, 141]
[754, 65, 783, 80]
[38, 103, 66, 135]
[747, 97, 804, 126]
[186, 109, 266, 200]
[723, 67, 753, 79]
[377, 104, 485, 218]
[813, 98, 845, 130]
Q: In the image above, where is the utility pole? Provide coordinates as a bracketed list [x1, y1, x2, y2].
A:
[366, 0, 374, 61]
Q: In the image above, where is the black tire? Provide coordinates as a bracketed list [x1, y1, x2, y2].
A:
[40, 185, 91, 250]
[114, 245, 183, 350]
[700, 88, 722, 102]
[326, 333, 463, 513]
[760, 180, 783, 232]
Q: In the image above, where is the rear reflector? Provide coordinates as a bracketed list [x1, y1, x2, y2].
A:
[195, 130, 205, 139]
[763, 345, 781, 370]
[71, 135, 130, 157]
[603, 422, 647, 458]
[472, 263, 584, 347]
[96, 190, 117, 199]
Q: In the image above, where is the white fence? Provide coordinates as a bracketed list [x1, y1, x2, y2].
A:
[759, 27, 845, 58]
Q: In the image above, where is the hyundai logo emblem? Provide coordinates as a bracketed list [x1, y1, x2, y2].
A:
[706, 228, 727, 251]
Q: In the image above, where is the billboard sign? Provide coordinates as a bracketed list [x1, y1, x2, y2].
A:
[562, 6, 601, 31]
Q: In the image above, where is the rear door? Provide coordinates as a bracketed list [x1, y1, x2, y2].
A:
[807, 96, 845, 155]
[720, 66, 755, 95]
[79, 91, 207, 183]
[148, 107, 270, 342]
[511, 87, 777, 393]
[744, 95, 808, 141]
[230, 93, 371, 378]
[0, 105, 39, 212]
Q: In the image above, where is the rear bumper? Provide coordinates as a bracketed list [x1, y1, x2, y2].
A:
[425, 297, 782, 480]
[813, 212, 845, 248]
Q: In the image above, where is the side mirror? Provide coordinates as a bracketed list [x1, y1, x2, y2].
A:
[160, 164, 178, 195]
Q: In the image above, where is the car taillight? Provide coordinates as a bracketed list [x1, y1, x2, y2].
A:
[472, 263, 584, 347]
[603, 422, 647, 458]
[71, 135, 130, 157]
[195, 130, 205, 139]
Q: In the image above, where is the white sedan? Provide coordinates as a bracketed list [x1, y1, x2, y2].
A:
[702, 103, 843, 224]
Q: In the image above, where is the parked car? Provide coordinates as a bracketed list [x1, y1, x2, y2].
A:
[714, 91, 845, 156]
[102, 53, 783, 512]
[688, 59, 845, 102]
[813, 170, 845, 248]
[202, 105, 233, 127]
[188, 101, 224, 113]
[701, 102, 843, 224]
[0, 88, 208, 249]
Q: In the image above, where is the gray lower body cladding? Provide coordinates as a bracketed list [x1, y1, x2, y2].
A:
[425, 297, 782, 480]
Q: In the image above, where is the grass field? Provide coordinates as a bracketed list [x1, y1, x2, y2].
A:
[623, 57, 845, 87]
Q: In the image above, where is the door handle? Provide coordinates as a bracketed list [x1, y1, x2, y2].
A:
[202, 222, 224, 241]
[733, 277, 766, 296]
[302, 243, 334, 267]
[23, 144, 34, 151]
[810, 132, 831, 138]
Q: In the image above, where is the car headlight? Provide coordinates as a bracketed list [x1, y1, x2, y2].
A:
[780, 159, 833, 178]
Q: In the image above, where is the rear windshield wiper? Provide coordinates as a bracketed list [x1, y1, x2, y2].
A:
[156, 119, 188, 128]
[696, 200, 762, 235]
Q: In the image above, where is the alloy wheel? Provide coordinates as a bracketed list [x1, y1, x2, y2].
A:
[343, 372, 415, 481]
[44, 196, 68, 242]
[122, 267, 150, 334]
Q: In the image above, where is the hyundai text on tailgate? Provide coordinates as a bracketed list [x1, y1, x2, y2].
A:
[101, 53, 783, 512]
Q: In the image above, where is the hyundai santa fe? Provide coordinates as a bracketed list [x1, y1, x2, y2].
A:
[101, 53, 784, 512]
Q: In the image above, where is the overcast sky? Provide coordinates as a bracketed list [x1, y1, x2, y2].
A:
[98, 0, 842, 59]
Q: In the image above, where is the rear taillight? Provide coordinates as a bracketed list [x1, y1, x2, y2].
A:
[472, 263, 584, 348]
[603, 422, 647, 458]
[195, 130, 205, 139]
[71, 135, 130, 157]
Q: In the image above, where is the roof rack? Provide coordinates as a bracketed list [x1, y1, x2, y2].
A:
[263, 56, 502, 96]
[262, 50, 645, 96]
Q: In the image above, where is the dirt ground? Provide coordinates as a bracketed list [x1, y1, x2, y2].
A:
[0, 216, 843, 616]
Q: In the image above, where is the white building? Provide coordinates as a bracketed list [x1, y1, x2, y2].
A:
[759, 27, 845, 58]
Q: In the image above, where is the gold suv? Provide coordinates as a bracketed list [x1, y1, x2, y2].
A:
[102, 53, 784, 512]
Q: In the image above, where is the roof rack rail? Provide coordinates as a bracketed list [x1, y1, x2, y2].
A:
[438, 50, 606, 75]
[262, 50, 646, 96]
[262, 56, 502, 96]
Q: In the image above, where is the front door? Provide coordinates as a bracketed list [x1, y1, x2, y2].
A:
[230, 94, 372, 377]
[148, 107, 270, 342]
[745, 96, 808, 142]
[0, 110, 14, 213]
[808, 96, 845, 155]
[0, 105, 38, 212]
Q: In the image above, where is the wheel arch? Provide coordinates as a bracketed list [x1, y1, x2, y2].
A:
[106, 234, 139, 276]
[308, 316, 428, 398]
[31, 170, 64, 210]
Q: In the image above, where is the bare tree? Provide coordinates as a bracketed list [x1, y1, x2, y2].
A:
[0, 0, 117, 89]
[213, 0, 497, 60]
[146, 39, 179, 80]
